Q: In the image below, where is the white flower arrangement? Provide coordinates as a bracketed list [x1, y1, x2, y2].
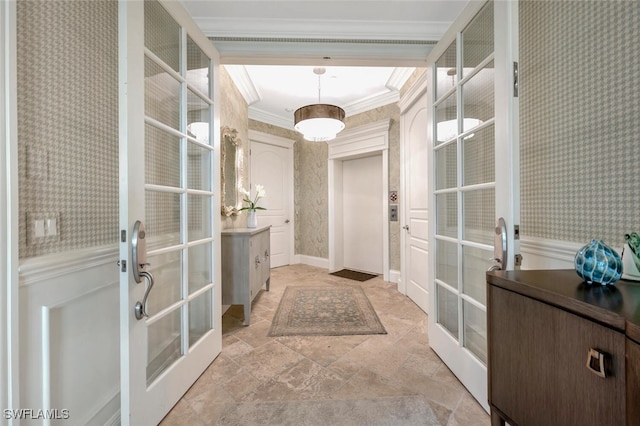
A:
[239, 184, 267, 212]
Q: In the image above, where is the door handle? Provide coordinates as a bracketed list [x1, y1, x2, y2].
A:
[134, 271, 154, 320]
[285, 219, 290, 224]
[132, 220, 149, 283]
[402, 225, 410, 232]
[490, 217, 508, 271]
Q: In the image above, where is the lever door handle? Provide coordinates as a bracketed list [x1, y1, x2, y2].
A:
[134, 271, 154, 320]
[402, 225, 410, 231]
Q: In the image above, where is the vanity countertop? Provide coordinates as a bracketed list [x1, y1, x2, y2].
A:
[221, 225, 271, 236]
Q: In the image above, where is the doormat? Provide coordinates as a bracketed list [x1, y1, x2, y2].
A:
[268, 286, 387, 337]
[330, 269, 378, 282]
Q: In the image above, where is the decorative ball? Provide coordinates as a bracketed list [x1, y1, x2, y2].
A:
[574, 239, 623, 285]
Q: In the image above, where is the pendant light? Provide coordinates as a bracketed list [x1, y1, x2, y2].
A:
[294, 67, 345, 142]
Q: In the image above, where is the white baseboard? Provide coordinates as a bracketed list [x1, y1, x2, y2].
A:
[292, 255, 329, 269]
[389, 269, 401, 284]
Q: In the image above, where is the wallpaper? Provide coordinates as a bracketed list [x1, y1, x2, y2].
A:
[17, 0, 119, 259]
[220, 66, 249, 229]
[519, 0, 640, 247]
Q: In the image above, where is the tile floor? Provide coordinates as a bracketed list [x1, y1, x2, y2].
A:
[160, 264, 490, 425]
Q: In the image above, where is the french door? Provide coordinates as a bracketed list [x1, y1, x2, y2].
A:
[119, 1, 221, 424]
[427, 0, 519, 411]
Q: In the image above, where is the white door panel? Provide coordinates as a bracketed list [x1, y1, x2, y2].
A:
[250, 140, 292, 268]
[427, 0, 519, 413]
[401, 81, 430, 314]
[119, 2, 221, 424]
[343, 155, 383, 274]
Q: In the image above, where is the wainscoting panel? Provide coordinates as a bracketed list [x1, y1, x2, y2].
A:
[19, 246, 120, 425]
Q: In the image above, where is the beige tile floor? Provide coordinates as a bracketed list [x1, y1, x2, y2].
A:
[160, 264, 490, 425]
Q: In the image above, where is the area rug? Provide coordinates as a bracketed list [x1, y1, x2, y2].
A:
[268, 286, 387, 337]
[330, 269, 378, 282]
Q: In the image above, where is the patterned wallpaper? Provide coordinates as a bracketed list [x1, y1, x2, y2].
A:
[220, 66, 249, 229]
[17, 0, 119, 259]
[520, 0, 640, 247]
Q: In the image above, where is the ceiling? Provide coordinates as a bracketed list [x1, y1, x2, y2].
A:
[180, 0, 473, 130]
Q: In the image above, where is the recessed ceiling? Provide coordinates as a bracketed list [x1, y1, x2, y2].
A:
[181, 0, 473, 130]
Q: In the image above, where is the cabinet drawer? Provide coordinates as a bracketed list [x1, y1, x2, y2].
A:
[628, 338, 640, 426]
[489, 286, 625, 426]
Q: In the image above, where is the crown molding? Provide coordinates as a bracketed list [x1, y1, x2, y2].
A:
[248, 108, 294, 130]
[386, 67, 415, 91]
[343, 90, 399, 117]
[224, 65, 260, 105]
[196, 18, 449, 41]
[398, 70, 428, 113]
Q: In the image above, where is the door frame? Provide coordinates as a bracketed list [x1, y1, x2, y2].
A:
[398, 72, 428, 297]
[1, 0, 20, 415]
[248, 129, 295, 266]
[328, 119, 390, 281]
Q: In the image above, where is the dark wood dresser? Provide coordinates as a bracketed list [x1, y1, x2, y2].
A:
[487, 269, 640, 426]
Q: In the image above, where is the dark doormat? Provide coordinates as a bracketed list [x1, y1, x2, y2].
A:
[330, 269, 378, 282]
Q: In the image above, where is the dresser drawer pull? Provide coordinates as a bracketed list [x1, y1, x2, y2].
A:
[586, 348, 608, 378]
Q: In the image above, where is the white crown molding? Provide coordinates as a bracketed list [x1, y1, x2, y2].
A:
[224, 65, 260, 105]
[248, 129, 295, 149]
[343, 90, 399, 117]
[248, 108, 294, 130]
[196, 18, 450, 41]
[386, 67, 415, 91]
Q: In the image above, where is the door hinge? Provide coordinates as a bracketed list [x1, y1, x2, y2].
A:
[513, 61, 519, 97]
[514, 224, 520, 240]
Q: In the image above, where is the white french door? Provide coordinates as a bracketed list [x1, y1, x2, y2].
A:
[119, 1, 221, 424]
[427, 0, 519, 412]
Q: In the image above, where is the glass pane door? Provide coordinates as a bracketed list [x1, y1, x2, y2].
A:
[119, 1, 221, 423]
[428, 0, 518, 411]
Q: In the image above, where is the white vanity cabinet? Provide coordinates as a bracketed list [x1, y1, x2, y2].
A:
[221, 226, 271, 325]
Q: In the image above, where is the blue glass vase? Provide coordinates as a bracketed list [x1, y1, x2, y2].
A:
[574, 239, 623, 285]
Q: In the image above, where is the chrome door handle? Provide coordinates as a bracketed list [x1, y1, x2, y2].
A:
[134, 271, 154, 320]
[402, 225, 410, 232]
[493, 217, 508, 270]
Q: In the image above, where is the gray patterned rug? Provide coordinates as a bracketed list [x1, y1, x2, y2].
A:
[268, 286, 387, 337]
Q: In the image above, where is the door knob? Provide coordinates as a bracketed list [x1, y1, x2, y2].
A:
[285, 219, 290, 224]
[402, 225, 410, 231]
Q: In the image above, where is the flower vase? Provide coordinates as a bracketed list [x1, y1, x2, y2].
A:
[574, 239, 623, 285]
[247, 209, 257, 228]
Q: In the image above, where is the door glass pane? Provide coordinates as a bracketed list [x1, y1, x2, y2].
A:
[145, 124, 181, 188]
[187, 89, 210, 144]
[145, 57, 180, 130]
[189, 289, 213, 347]
[462, 60, 494, 128]
[463, 300, 487, 364]
[462, 188, 495, 245]
[462, 245, 492, 305]
[187, 36, 210, 97]
[147, 250, 182, 315]
[145, 191, 181, 249]
[436, 193, 457, 238]
[436, 239, 458, 287]
[188, 242, 212, 294]
[435, 93, 457, 145]
[188, 194, 211, 241]
[147, 308, 182, 384]
[462, 1, 494, 76]
[437, 284, 459, 338]
[435, 143, 457, 190]
[463, 124, 494, 186]
[144, 0, 180, 72]
[187, 142, 212, 191]
[435, 41, 457, 100]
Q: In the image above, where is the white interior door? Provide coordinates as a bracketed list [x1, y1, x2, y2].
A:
[428, 0, 519, 412]
[402, 88, 430, 314]
[343, 154, 383, 274]
[119, 1, 221, 424]
[250, 138, 293, 268]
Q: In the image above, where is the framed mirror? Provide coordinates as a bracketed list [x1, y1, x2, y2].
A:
[221, 126, 242, 216]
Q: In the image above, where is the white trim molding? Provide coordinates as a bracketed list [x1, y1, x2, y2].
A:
[398, 71, 428, 113]
[520, 236, 587, 270]
[328, 119, 391, 282]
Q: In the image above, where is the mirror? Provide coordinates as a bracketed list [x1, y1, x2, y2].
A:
[221, 126, 242, 216]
